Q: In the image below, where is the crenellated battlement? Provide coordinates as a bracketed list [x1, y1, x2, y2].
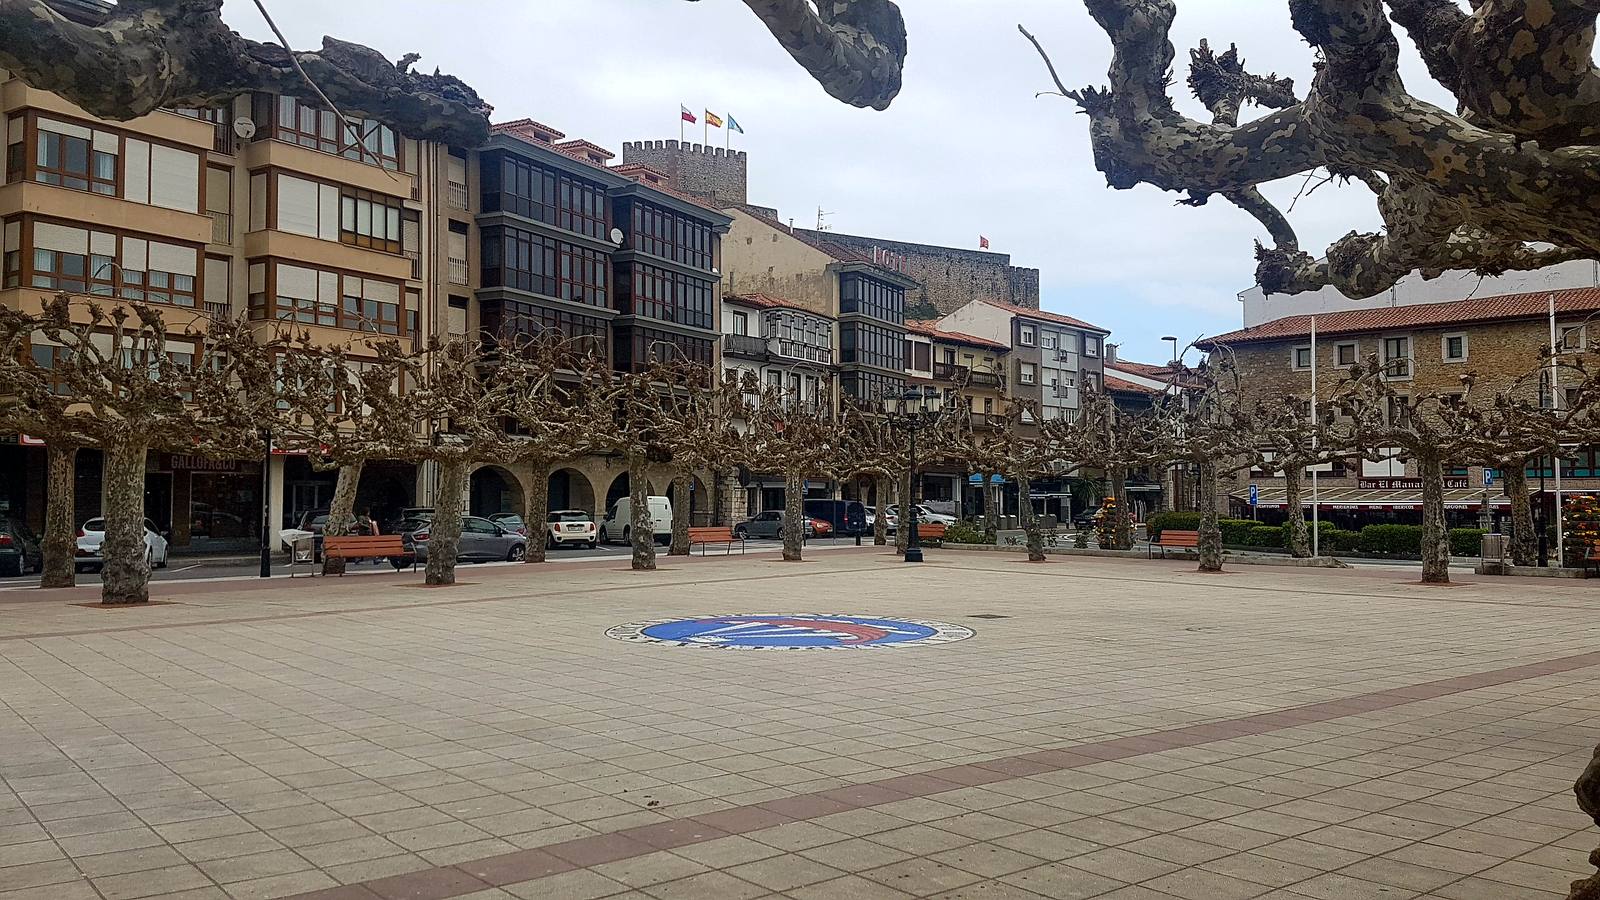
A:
[620, 140, 748, 207]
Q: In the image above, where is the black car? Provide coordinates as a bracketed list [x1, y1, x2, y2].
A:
[803, 499, 867, 536]
[0, 518, 44, 577]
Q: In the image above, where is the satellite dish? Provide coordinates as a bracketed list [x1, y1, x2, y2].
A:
[232, 117, 257, 140]
[609, 227, 624, 244]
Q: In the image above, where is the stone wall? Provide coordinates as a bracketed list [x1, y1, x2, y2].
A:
[791, 230, 1040, 315]
[620, 140, 748, 208]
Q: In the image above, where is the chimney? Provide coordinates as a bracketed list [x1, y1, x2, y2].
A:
[1105, 343, 1119, 365]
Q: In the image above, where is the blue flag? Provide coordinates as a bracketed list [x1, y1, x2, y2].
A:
[727, 115, 745, 135]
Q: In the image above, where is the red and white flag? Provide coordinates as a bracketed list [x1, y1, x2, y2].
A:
[681, 105, 697, 124]
[979, 235, 991, 249]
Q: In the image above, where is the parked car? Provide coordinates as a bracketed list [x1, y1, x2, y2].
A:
[886, 504, 957, 526]
[735, 511, 833, 540]
[865, 507, 898, 534]
[488, 513, 529, 537]
[386, 507, 435, 532]
[600, 496, 673, 545]
[399, 516, 526, 563]
[76, 517, 169, 572]
[545, 510, 598, 549]
[0, 518, 43, 577]
[803, 499, 866, 535]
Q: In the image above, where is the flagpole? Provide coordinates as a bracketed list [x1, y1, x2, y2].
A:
[703, 115, 708, 146]
[679, 112, 684, 144]
[1311, 315, 1320, 558]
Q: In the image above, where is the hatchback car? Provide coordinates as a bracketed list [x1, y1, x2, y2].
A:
[488, 513, 529, 536]
[545, 510, 597, 549]
[886, 504, 957, 526]
[734, 511, 832, 540]
[400, 516, 526, 563]
[76, 517, 169, 572]
[0, 518, 43, 577]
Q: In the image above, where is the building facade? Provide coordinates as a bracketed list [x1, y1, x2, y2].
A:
[936, 299, 1109, 423]
[1197, 287, 1600, 529]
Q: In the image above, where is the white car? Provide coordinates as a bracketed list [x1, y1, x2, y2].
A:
[886, 504, 957, 527]
[865, 508, 899, 534]
[76, 517, 169, 572]
[601, 496, 673, 545]
[546, 510, 598, 549]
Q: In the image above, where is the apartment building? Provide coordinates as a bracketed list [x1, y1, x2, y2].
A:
[937, 299, 1109, 423]
[1196, 286, 1600, 529]
[722, 293, 835, 408]
[0, 4, 477, 552]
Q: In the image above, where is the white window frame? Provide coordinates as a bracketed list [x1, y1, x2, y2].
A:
[1019, 362, 1037, 385]
[1041, 333, 1056, 350]
[731, 310, 748, 336]
[1381, 334, 1413, 381]
[1018, 325, 1036, 347]
[1440, 332, 1468, 363]
[1083, 336, 1101, 358]
[1334, 340, 1359, 367]
[1291, 345, 1312, 371]
[1558, 323, 1587, 353]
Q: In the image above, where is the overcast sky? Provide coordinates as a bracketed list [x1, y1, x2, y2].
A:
[226, 0, 1449, 365]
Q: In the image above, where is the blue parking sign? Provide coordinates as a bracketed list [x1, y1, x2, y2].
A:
[1248, 483, 1259, 507]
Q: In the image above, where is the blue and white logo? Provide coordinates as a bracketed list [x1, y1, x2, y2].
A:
[606, 614, 974, 650]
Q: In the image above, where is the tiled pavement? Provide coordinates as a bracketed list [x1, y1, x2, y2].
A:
[1, 549, 1598, 899]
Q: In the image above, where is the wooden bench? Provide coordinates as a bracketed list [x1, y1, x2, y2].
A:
[1151, 529, 1200, 558]
[323, 535, 414, 573]
[914, 522, 948, 546]
[689, 526, 744, 555]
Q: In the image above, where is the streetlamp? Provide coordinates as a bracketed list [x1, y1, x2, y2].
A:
[883, 386, 946, 563]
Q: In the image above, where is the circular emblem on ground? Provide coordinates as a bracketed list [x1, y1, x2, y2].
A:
[607, 614, 974, 650]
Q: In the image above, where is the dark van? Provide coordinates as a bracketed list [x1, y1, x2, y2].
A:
[803, 499, 867, 536]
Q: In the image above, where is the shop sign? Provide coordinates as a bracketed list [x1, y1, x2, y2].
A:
[1357, 477, 1469, 490]
[171, 455, 240, 472]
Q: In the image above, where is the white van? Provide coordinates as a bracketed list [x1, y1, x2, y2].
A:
[601, 496, 673, 545]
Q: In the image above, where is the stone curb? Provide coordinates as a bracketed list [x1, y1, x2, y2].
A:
[942, 543, 1350, 568]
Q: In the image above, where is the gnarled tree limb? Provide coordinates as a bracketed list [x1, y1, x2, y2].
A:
[0, 0, 490, 146]
[699, 0, 906, 110]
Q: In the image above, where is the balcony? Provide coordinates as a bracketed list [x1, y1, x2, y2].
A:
[447, 181, 469, 210]
[447, 257, 469, 285]
[405, 250, 422, 280]
[774, 339, 832, 365]
[203, 301, 232, 322]
[933, 361, 968, 382]
[723, 333, 768, 359]
[208, 211, 231, 245]
[969, 369, 1004, 388]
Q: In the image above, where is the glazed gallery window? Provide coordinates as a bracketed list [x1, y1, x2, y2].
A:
[479, 298, 606, 358]
[629, 201, 714, 270]
[340, 188, 404, 253]
[5, 115, 200, 212]
[247, 261, 404, 334]
[839, 321, 902, 370]
[483, 153, 608, 240]
[480, 225, 609, 307]
[628, 265, 713, 329]
[839, 274, 905, 324]
[266, 95, 400, 170]
[3, 219, 198, 306]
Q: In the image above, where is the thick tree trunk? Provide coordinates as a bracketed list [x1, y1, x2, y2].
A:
[1284, 465, 1311, 558]
[1505, 461, 1536, 567]
[669, 471, 691, 556]
[101, 442, 150, 605]
[873, 474, 888, 546]
[982, 471, 998, 540]
[321, 459, 364, 576]
[1197, 458, 1223, 573]
[1019, 471, 1045, 561]
[40, 444, 76, 588]
[1418, 450, 1451, 584]
[629, 455, 655, 571]
[782, 470, 804, 561]
[524, 460, 550, 564]
[1110, 466, 1132, 550]
[425, 458, 468, 586]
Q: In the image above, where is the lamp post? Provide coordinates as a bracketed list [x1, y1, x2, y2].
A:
[883, 386, 946, 563]
[259, 428, 272, 578]
[1537, 462, 1549, 567]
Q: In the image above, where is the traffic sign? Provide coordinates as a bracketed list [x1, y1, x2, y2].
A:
[1484, 469, 1495, 487]
[1248, 483, 1259, 507]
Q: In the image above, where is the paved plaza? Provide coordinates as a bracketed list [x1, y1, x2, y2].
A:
[1, 550, 1598, 900]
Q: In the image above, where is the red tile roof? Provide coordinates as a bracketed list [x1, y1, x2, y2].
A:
[554, 139, 615, 162]
[724, 293, 834, 318]
[978, 299, 1108, 334]
[492, 118, 565, 142]
[905, 319, 1010, 351]
[1107, 359, 1177, 379]
[1198, 287, 1600, 348]
[1104, 375, 1159, 395]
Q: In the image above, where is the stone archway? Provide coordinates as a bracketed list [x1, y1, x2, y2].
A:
[548, 467, 598, 519]
[469, 464, 525, 519]
[666, 474, 713, 526]
[603, 472, 630, 514]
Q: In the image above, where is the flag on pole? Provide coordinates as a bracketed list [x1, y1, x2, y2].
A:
[705, 111, 724, 128]
[680, 105, 697, 124]
[979, 236, 991, 249]
[727, 115, 744, 134]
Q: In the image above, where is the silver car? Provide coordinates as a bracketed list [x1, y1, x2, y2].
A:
[401, 516, 526, 563]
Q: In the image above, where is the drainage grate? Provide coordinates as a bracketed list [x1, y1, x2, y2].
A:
[969, 614, 1011, 620]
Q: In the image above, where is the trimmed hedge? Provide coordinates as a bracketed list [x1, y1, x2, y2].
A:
[1219, 519, 1260, 545]
[1244, 525, 1286, 548]
[1450, 528, 1486, 557]
[945, 521, 988, 545]
[1146, 511, 1201, 540]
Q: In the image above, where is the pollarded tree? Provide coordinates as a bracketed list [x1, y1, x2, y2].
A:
[1156, 357, 1260, 572]
[1051, 388, 1175, 552]
[746, 378, 844, 562]
[1235, 389, 1354, 559]
[650, 366, 747, 556]
[1024, 0, 1600, 297]
[976, 401, 1058, 562]
[274, 332, 422, 575]
[0, 295, 274, 603]
[839, 400, 901, 547]
[407, 335, 527, 585]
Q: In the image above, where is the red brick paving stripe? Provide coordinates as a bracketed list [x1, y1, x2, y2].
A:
[286, 648, 1600, 900]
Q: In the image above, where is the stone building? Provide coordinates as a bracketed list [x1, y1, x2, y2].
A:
[793, 230, 1040, 317]
[619, 140, 747, 209]
[1195, 287, 1600, 530]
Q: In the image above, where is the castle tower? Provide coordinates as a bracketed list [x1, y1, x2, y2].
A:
[620, 140, 747, 208]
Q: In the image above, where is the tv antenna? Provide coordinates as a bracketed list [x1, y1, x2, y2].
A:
[816, 206, 833, 231]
